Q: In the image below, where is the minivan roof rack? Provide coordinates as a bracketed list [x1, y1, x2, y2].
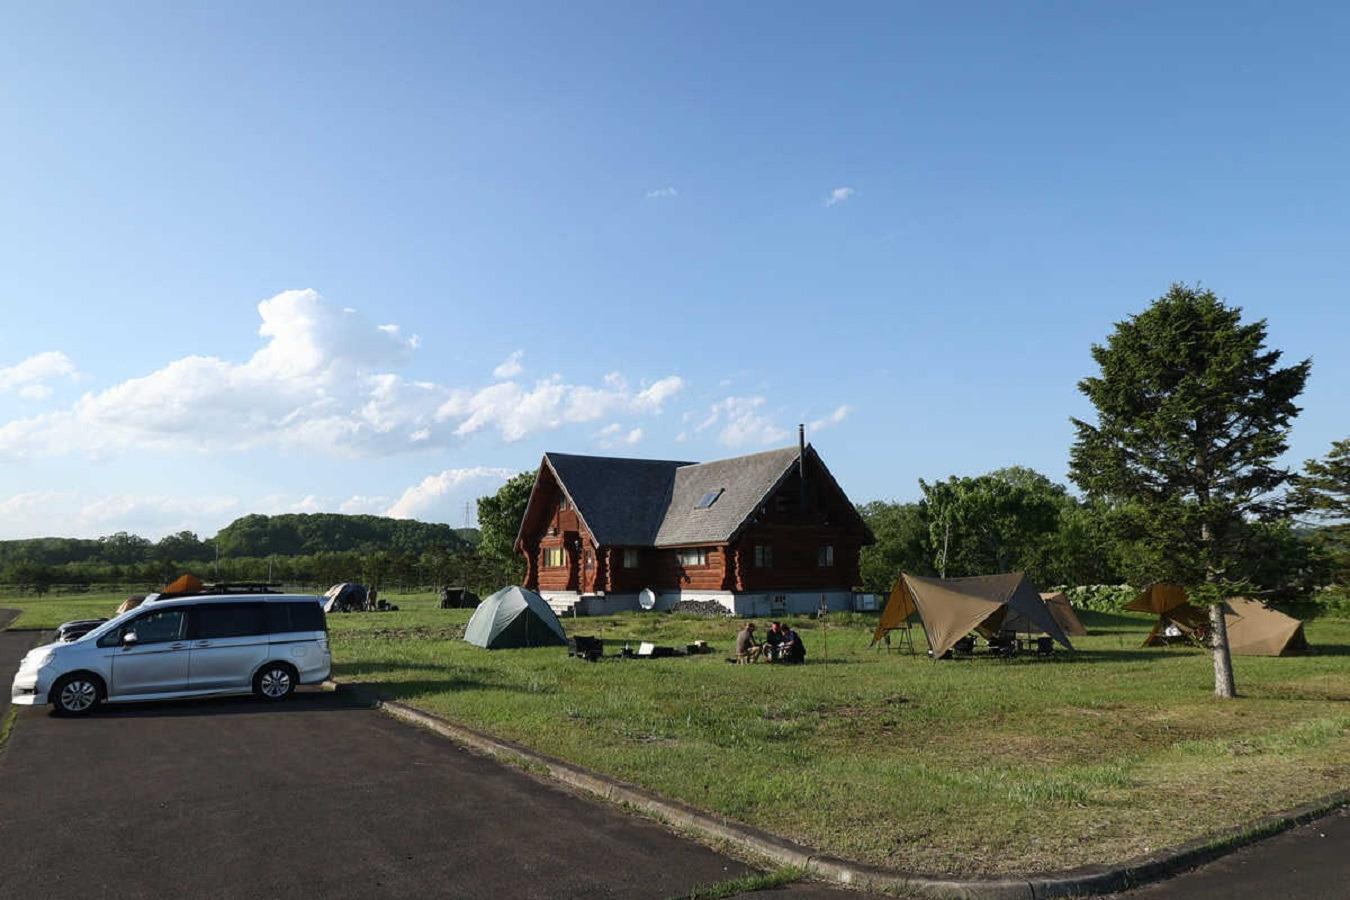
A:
[156, 582, 284, 599]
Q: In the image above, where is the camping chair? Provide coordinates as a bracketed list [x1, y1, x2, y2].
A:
[987, 634, 1018, 658]
[1035, 636, 1054, 657]
[879, 624, 917, 655]
[953, 636, 976, 658]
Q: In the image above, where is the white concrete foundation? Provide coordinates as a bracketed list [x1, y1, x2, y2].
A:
[536, 588, 858, 617]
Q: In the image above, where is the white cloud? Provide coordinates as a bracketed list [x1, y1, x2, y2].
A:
[809, 404, 851, 432]
[437, 373, 683, 444]
[0, 490, 239, 540]
[0, 290, 685, 459]
[646, 187, 678, 198]
[386, 466, 518, 520]
[692, 396, 790, 447]
[0, 351, 77, 398]
[338, 495, 391, 515]
[492, 350, 525, 380]
[634, 376, 685, 410]
[824, 186, 856, 207]
[595, 423, 644, 449]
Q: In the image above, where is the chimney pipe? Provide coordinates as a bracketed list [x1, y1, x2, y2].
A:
[798, 424, 807, 508]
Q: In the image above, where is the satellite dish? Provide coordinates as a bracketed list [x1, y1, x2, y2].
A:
[638, 588, 657, 611]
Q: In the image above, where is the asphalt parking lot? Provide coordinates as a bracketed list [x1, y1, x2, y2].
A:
[0, 625, 877, 900]
[2, 621, 1345, 899]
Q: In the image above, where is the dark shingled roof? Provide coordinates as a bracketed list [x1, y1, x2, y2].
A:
[541, 445, 806, 548]
[654, 447, 801, 546]
[542, 452, 691, 547]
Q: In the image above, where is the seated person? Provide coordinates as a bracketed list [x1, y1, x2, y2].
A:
[778, 625, 806, 664]
[763, 621, 785, 661]
[735, 621, 763, 662]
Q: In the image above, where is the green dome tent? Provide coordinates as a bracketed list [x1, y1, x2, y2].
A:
[464, 586, 568, 649]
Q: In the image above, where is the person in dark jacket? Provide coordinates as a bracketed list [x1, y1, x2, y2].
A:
[764, 621, 785, 661]
[778, 625, 806, 664]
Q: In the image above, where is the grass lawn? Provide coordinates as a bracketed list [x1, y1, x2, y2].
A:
[5, 589, 1350, 876]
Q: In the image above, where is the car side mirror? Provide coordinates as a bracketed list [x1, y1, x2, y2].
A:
[121, 631, 138, 647]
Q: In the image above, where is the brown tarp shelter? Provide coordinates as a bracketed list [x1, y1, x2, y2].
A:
[1040, 591, 1088, 637]
[872, 572, 1074, 658]
[1223, 597, 1307, 656]
[1128, 583, 1212, 647]
[115, 595, 147, 615]
[1128, 584, 1308, 656]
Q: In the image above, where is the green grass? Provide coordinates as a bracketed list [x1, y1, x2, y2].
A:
[5, 589, 1350, 876]
[0, 591, 131, 629]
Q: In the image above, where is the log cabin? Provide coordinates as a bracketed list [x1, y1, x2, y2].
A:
[514, 434, 875, 616]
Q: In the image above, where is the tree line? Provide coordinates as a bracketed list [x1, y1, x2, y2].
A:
[0, 513, 495, 595]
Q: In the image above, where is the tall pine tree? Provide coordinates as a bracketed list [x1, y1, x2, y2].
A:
[1069, 284, 1310, 698]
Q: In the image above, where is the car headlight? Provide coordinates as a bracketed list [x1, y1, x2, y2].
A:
[24, 648, 56, 669]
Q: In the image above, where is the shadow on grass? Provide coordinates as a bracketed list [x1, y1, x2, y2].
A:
[346, 676, 540, 700]
[1080, 610, 1155, 629]
[335, 659, 455, 677]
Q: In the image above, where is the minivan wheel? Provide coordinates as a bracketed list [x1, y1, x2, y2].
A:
[51, 674, 101, 716]
[254, 664, 296, 702]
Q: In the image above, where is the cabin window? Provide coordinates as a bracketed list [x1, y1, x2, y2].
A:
[753, 544, 773, 567]
[678, 548, 709, 567]
[695, 488, 723, 509]
[543, 547, 566, 567]
[623, 548, 640, 568]
[817, 544, 834, 567]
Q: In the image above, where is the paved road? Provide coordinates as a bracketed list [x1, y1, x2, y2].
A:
[1112, 805, 1350, 899]
[0, 608, 37, 721]
[0, 627, 878, 900]
[6, 625, 1345, 900]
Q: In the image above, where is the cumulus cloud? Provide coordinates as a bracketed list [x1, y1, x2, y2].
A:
[809, 404, 851, 432]
[824, 186, 856, 207]
[437, 374, 683, 443]
[0, 490, 240, 540]
[595, 423, 644, 449]
[645, 187, 678, 198]
[692, 396, 790, 447]
[492, 350, 525, 380]
[0, 351, 77, 401]
[0, 290, 685, 459]
[385, 466, 518, 520]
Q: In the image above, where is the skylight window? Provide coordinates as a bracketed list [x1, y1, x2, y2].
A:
[695, 488, 724, 509]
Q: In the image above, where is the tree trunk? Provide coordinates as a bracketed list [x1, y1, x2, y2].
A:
[1208, 601, 1237, 699]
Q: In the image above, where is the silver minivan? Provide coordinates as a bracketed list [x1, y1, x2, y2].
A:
[10, 593, 331, 716]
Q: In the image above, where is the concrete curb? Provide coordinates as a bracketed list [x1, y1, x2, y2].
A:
[327, 680, 1350, 898]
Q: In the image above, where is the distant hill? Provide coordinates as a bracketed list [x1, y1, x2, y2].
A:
[212, 513, 470, 557]
[0, 512, 471, 569]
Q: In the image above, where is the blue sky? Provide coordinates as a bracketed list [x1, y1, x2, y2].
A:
[2, 2, 1347, 539]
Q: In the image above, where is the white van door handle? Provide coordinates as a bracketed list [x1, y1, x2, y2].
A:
[169, 642, 187, 650]
[194, 640, 212, 648]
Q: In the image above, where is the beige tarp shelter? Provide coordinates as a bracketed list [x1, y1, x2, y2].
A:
[1128, 584, 1308, 656]
[1127, 583, 1212, 647]
[1040, 591, 1087, 637]
[872, 572, 1074, 658]
[1224, 597, 1308, 656]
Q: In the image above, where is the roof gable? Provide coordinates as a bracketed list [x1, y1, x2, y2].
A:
[542, 452, 690, 546]
[525, 444, 867, 549]
[653, 446, 800, 546]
